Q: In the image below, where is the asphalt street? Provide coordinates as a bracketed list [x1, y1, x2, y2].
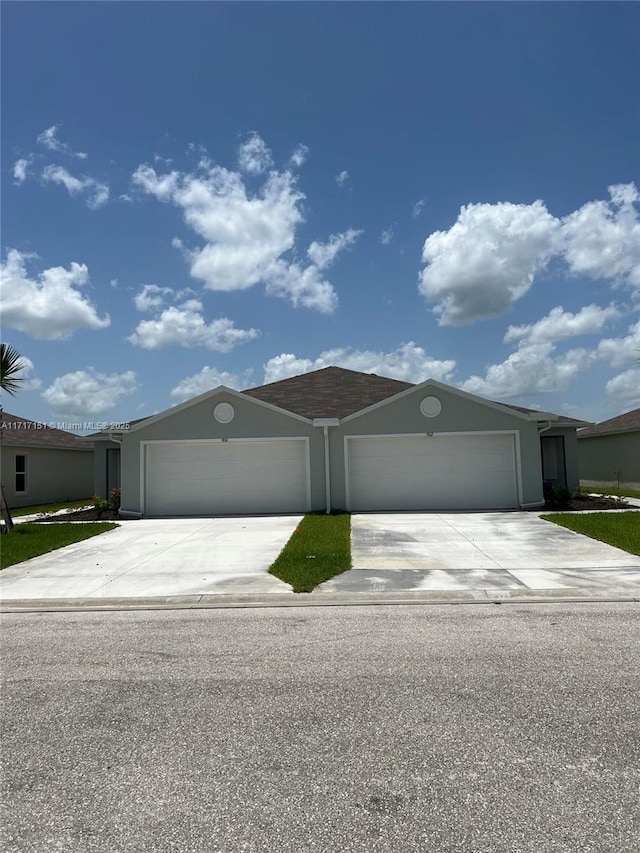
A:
[2, 603, 639, 853]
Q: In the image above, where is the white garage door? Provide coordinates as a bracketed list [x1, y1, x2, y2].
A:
[144, 439, 309, 516]
[347, 434, 518, 511]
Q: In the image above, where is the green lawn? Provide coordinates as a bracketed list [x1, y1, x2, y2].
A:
[269, 513, 352, 593]
[542, 512, 640, 556]
[10, 499, 93, 518]
[0, 522, 118, 569]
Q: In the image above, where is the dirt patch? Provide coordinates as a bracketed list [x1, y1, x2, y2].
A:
[546, 494, 631, 512]
[30, 509, 122, 522]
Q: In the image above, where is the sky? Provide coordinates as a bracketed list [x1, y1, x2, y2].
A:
[1, 1, 639, 431]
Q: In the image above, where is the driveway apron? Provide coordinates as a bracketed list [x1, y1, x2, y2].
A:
[0, 517, 303, 600]
[317, 512, 640, 596]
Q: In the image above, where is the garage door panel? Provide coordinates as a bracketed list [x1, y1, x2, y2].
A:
[145, 440, 308, 516]
[348, 434, 517, 511]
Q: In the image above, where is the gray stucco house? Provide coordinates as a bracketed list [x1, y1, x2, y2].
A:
[1, 412, 94, 509]
[91, 367, 588, 517]
[578, 407, 640, 492]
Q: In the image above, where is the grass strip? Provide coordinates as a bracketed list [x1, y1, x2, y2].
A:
[1, 522, 118, 569]
[10, 499, 93, 518]
[541, 512, 640, 556]
[269, 513, 351, 593]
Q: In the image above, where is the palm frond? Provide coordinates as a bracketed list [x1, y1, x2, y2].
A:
[0, 343, 27, 396]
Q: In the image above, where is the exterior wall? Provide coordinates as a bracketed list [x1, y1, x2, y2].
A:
[1, 446, 94, 509]
[542, 426, 581, 491]
[329, 386, 545, 509]
[121, 393, 325, 515]
[578, 432, 640, 491]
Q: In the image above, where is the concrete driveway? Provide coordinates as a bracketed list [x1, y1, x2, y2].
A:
[0, 517, 302, 601]
[317, 511, 640, 597]
[3, 511, 640, 607]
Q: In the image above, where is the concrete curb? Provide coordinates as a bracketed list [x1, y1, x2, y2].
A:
[2, 587, 639, 613]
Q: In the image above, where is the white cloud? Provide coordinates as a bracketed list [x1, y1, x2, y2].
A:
[132, 153, 343, 312]
[605, 369, 640, 409]
[263, 342, 456, 385]
[307, 229, 362, 269]
[128, 300, 259, 351]
[504, 304, 620, 345]
[131, 164, 179, 201]
[597, 320, 640, 368]
[237, 132, 273, 175]
[133, 284, 174, 312]
[289, 144, 309, 168]
[37, 125, 87, 159]
[42, 165, 109, 209]
[43, 369, 137, 416]
[263, 259, 337, 313]
[419, 200, 560, 326]
[560, 183, 640, 291]
[170, 366, 254, 400]
[412, 199, 425, 218]
[380, 227, 394, 245]
[13, 158, 31, 184]
[335, 170, 349, 187]
[461, 341, 594, 399]
[0, 249, 110, 340]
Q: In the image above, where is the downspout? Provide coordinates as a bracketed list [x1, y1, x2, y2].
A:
[323, 426, 331, 515]
[537, 421, 553, 435]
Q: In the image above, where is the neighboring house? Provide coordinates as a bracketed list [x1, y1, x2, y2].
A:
[0, 412, 94, 508]
[577, 407, 640, 492]
[91, 367, 589, 517]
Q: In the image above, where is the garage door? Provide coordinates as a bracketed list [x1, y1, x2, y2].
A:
[144, 439, 309, 516]
[347, 434, 518, 511]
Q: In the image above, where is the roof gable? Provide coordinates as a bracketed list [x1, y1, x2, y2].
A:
[126, 383, 313, 434]
[339, 377, 541, 424]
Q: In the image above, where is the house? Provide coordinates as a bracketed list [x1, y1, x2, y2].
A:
[0, 412, 94, 509]
[91, 367, 589, 517]
[578, 407, 640, 492]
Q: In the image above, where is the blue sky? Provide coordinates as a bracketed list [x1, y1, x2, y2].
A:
[2, 1, 639, 430]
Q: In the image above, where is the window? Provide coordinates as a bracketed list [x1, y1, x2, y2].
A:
[15, 454, 27, 494]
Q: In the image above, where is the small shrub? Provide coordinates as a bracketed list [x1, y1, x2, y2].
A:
[543, 482, 572, 509]
[91, 488, 121, 518]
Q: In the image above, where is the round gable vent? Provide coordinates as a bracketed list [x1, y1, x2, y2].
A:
[214, 402, 235, 424]
[420, 395, 442, 418]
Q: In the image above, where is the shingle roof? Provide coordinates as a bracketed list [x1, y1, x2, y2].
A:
[243, 366, 413, 419]
[0, 412, 93, 450]
[93, 366, 588, 430]
[243, 366, 587, 424]
[577, 408, 640, 438]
